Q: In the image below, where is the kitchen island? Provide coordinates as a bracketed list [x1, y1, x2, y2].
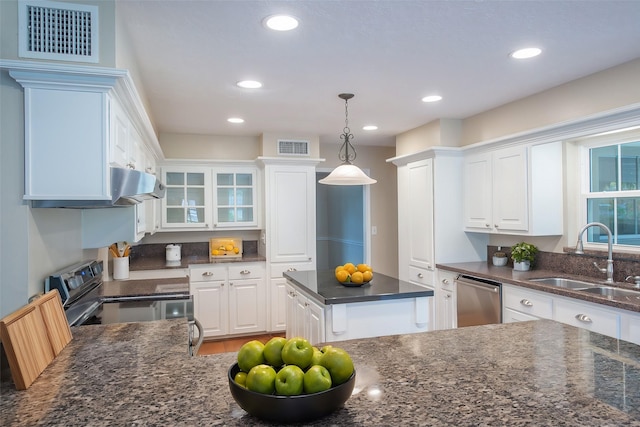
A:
[284, 270, 435, 343]
[1, 319, 638, 426]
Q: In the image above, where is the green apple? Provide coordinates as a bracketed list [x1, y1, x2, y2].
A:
[263, 337, 287, 368]
[237, 340, 265, 373]
[303, 365, 332, 394]
[320, 346, 354, 385]
[310, 347, 323, 366]
[281, 337, 314, 369]
[275, 365, 304, 396]
[246, 364, 277, 394]
[234, 371, 248, 388]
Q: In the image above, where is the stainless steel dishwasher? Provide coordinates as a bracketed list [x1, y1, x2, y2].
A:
[455, 274, 501, 327]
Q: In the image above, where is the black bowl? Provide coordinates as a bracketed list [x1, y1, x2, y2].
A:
[228, 363, 356, 423]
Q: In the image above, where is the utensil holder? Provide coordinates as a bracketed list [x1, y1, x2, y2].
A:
[113, 257, 130, 280]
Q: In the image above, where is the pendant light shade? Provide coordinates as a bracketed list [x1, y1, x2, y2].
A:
[319, 93, 377, 186]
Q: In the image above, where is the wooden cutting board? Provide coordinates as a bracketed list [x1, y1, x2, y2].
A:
[0, 289, 72, 390]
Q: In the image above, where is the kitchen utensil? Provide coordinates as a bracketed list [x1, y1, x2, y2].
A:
[228, 363, 355, 423]
[113, 257, 129, 280]
[0, 290, 72, 390]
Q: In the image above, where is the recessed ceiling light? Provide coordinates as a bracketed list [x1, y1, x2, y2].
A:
[264, 15, 299, 31]
[510, 47, 542, 59]
[227, 118, 244, 124]
[237, 80, 262, 89]
[363, 125, 378, 131]
[422, 95, 442, 103]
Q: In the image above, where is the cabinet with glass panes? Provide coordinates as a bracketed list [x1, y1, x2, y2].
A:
[213, 168, 258, 228]
[161, 168, 212, 229]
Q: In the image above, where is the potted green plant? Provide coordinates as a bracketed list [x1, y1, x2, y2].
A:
[510, 242, 538, 271]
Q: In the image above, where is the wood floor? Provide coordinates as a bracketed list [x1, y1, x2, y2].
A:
[197, 333, 285, 356]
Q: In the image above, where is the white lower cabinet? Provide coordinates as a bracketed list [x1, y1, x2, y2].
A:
[502, 283, 640, 344]
[190, 263, 265, 338]
[436, 270, 457, 330]
[268, 261, 315, 332]
[285, 283, 325, 345]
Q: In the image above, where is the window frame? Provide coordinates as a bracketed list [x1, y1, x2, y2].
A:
[579, 129, 640, 252]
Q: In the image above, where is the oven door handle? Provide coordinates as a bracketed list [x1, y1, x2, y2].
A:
[190, 318, 205, 356]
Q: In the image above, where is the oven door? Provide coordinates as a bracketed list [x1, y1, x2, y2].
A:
[85, 298, 194, 325]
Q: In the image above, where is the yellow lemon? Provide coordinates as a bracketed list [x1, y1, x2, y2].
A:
[335, 270, 349, 283]
[363, 271, 373, 282]
[212, 249, 220, 256]
[343, 263, 356, 275]
[225, 244, 234, 252]
[335, 265, 345, 274]
[357, 264, 372, 273]
[350, 271, 364, 284]
[233, 247, 240, 254]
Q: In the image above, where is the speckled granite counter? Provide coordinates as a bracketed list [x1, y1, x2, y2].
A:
[1, 319, 639, 426]
[438, 262, 640, 313]
[101, 276, 189, 299]
[284, 270, 433, 304]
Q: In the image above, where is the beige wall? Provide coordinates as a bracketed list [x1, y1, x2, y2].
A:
[160, 133, 261, 160]
[395, 119, 462, 156]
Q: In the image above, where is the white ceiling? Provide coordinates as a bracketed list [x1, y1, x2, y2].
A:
[116, 1, 640, 147]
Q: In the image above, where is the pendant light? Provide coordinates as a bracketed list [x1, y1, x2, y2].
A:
[319, 93, 377, 185]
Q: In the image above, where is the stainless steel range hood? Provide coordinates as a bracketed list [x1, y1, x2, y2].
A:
[32, 168, 166, 208]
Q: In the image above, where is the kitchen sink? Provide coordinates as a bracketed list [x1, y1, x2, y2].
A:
[579, 286, 640, 299]
[529, 277, 600, 290]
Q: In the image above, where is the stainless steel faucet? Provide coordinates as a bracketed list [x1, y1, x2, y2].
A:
[575, 222, 614, 284]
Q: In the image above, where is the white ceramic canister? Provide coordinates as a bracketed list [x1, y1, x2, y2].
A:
[166, 244, 182, 261]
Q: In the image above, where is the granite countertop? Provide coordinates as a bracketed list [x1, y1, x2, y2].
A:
[437, 262, 640, 313]
[101, 276, 189, 299]
[284, 270, 434, 305]
[129, 253, 266, 271]
[1, 319, 639, 426]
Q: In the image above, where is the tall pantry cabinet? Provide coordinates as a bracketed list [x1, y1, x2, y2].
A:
[260, 158, 322, 332]
[390, 148, 485, 330]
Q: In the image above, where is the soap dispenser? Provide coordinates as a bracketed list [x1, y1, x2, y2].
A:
[492, 246, 508, 266]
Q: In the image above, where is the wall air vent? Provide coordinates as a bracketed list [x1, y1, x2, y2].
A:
[18, 0, 99, 63]
[278, 140, 310, 156]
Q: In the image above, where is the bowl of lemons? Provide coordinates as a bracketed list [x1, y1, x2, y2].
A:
[335, 263, 373, 287]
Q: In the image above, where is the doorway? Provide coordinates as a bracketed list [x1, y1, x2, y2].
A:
[316, 171, 370, 271]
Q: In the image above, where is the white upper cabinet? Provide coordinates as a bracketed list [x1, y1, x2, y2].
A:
[265, 163, 317, 264]
[463, 142, 563, 235]
[213, 168, 258, 228]
[159, 163, 260, 231]
[8, 63, 163, 204]
[161, 167, 212, 229]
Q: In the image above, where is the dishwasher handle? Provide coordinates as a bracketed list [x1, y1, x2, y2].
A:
[455, 277, 501, 293]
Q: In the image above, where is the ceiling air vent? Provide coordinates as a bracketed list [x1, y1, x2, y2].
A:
[18, 0, 99, 63]
[278, 140, 310, 156]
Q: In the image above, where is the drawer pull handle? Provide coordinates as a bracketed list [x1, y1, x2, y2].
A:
[202, 272, 214, 277]
[417, 273, 424, 279]
[575, 314, 592, 323]
[240, 270, 250, 275]
[287, 268, 297, 272]
[520, 299, 533, 307]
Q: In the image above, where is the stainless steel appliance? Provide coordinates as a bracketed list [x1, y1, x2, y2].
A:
[455, 274, 501, 327]
[45, 260, 203, 355]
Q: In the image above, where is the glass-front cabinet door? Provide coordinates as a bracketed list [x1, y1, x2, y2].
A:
[213, 168, 257, 228]
[162, 168, 212, 229]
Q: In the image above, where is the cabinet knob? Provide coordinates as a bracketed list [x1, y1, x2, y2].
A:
[287, 268, 297, 272]
[202, 272, 214, 277]
[444, 294, 451, 299]
[417, 273, 424, 278]
[485, 224, 491, 228]
[304, 302, 309, 307]
[441, 279, 449, 284]
[221, 283, 225, 287]
[230, 282, 233, 286]
[575, 314, 592, 323]
[494, 224, 499, 228]
[240, 270, 250, 275]
[519, 299, 533, 307]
